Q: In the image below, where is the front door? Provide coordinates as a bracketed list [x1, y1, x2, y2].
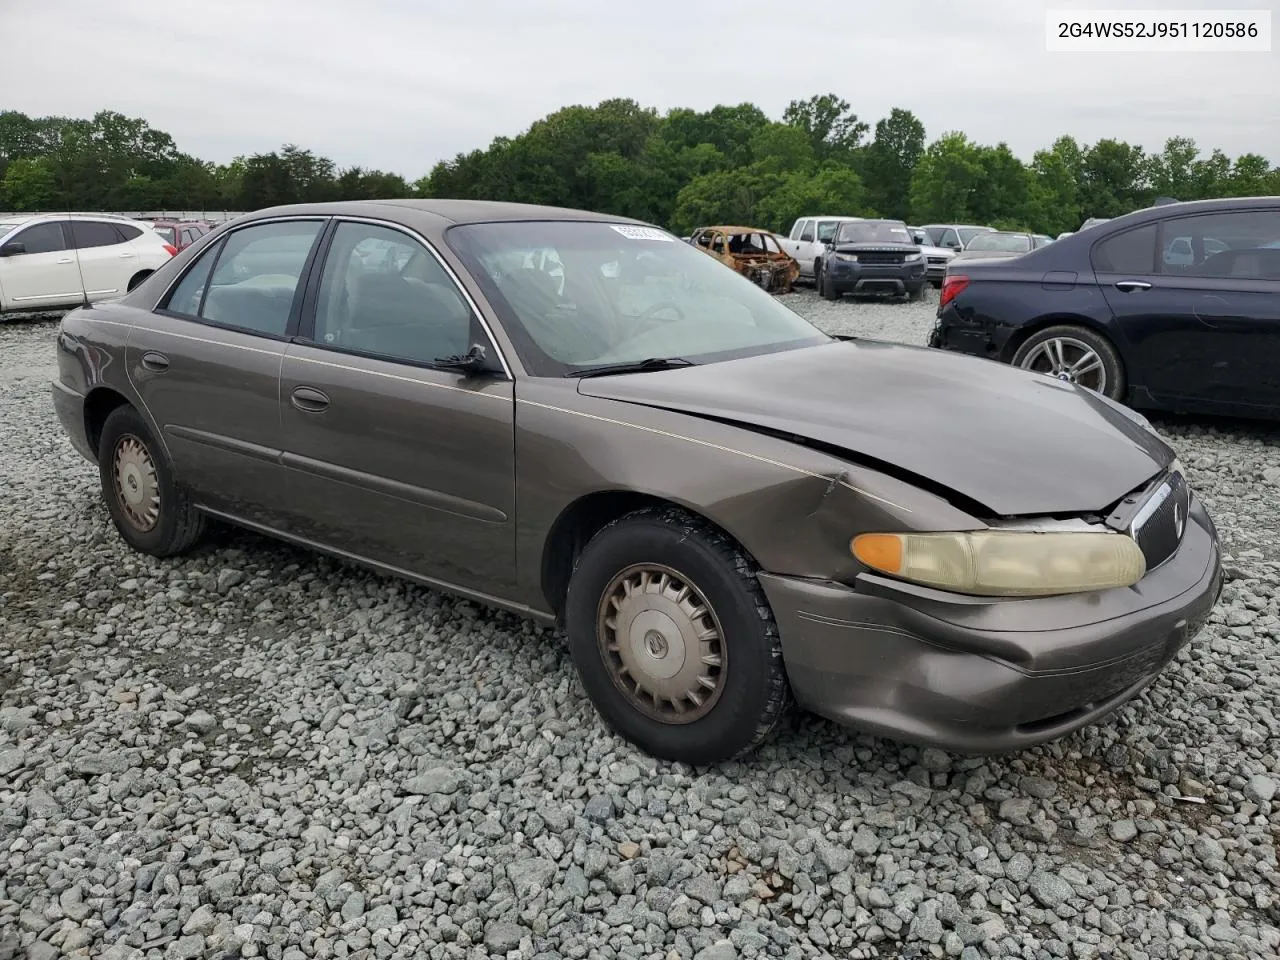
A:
[128, 217, 328, 525]
[0, 219, 83, 308]
[1097, 210, 1280, 413]
[278, 219, 517, 594]
[70, 219, 138, 300]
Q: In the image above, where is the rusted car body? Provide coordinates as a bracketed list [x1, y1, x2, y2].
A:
[688, 225, 799, 292]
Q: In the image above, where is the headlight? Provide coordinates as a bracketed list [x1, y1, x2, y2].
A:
[851, 530, 1146, 597]
[834, 253, 858, 262]
[904, 252, 923, 263]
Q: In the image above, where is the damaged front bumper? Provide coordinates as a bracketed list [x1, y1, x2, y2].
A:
[757, 493, 1223, 753]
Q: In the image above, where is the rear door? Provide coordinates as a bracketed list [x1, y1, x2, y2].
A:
[69, 220, 137, 300]
[0, 219, 82, 307]
[128, 217, 327, 525]
[278, 218, 517, 593]
[1096, 209, 1280, 413]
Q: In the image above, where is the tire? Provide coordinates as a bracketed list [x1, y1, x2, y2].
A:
[1010, 324, 1126, 401]
[98, 405, 207, 557]
[811, 258, 822, 288]
[564, 506, 791, 765]
[820, 265, 839, 300]
[907, 284, 925, 302]
[126, 271, 153, 292]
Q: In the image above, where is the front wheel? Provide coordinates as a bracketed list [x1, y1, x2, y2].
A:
[98, 405, 207, 556]
[564, 507, 790, 765]
[820, 265, 839, 300]
[1010, 324, 1126, 401]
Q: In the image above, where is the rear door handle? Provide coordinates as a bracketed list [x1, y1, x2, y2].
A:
[141, 352, 169, 372]
[290, 386, 330, 412]
[1114, 280, 1152, 292]
[57, 257, 74, 264]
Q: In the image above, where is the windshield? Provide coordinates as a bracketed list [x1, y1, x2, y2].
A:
[835, 220, 913, 244]
[966, 233, 1031, 253]
[446, 221, 830, 377]
[0, 223, 21, 242]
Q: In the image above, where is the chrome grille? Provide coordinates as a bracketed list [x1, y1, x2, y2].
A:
[1129, 470, 1189, 570]
[926, 255, 949, 265]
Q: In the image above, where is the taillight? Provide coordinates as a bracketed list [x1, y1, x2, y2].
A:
[939, 275, 969, 308]
[162, 243, 178, 257]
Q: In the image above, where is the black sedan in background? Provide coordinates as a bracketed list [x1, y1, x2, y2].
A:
[930, 197, 1280, 420]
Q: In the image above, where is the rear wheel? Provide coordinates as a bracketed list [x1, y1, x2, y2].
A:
[1011, 325, 1126, 400]
[98, 405, 206, 556]
[564, 506, 790, 765]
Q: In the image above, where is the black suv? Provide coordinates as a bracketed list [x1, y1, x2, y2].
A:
[929, 197, 1280, 421]
[816, 219, 927, 301]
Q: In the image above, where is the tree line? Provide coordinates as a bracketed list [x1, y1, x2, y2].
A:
[3, 97, 1278, 238]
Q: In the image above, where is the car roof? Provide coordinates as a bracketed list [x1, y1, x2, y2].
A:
[236, 198, 652, 228]
[701, 225, 775, 234]
[1084, 195, 1280, 231]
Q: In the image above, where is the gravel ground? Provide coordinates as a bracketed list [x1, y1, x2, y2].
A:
[1, 298, 1278, 960]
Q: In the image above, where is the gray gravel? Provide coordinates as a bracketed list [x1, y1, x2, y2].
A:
[2, 301, 1278, 960]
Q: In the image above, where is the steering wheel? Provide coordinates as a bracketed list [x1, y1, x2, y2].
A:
[640, 300, 685, 323]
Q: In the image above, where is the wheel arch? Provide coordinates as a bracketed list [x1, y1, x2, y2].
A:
[83, 386, 134, 461]
[1000, 313, 1128, 366]
[126, 270, 154, 292]
[540, 490, 759, 625]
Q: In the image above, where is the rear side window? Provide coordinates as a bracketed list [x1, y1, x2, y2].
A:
[799, 221, 814, 242]
[1092, 224, 1157, 275]
[117, 224, 143, 240]
[11, 222, 69, 254]
[161, 220, 324, 336]
[1158, 210, 1280, 280]
[71, 221, 126, 249]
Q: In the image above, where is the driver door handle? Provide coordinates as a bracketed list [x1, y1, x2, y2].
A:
[1114, 280, 1152, 292]
[290, 386, 330, 412]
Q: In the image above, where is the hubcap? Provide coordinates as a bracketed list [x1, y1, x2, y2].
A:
[1020, 336, 1108, 393]
[597, 564, 726, 724]
[113, 435, 161, 531]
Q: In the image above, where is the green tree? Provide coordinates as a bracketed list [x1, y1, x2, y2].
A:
[908, 132, 987, 223]
[862, 108, 925, 221]
[1, 157, 57, 210]
[1080, 139, 1148, 218]
[782, 94, 868, 163]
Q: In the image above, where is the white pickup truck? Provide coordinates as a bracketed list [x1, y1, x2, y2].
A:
[777, 216, 865, 282]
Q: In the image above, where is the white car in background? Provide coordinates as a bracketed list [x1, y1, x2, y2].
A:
[778, 215, 866, 282]
[0, 213, 176, 316]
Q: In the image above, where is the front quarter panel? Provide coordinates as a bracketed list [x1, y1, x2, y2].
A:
[514, 378, 983, 612]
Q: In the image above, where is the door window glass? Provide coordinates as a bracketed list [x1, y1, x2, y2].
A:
[1160, 210, 1280, 280]
[71, 221, 126, 248]
[200, 221, 324, 336]
[163, 240, 222, 316]
[798, 221, 814, 242]
[309, 221, 473, 365]
[1092, 224, 1158, 275]
[10, 222, 68, 254]
[815, 221, 837, 242]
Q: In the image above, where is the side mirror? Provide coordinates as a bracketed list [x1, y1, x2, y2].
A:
[0, 242, 26, 257]
[435, 343, 490, 374]
[951, 244, 963, 252]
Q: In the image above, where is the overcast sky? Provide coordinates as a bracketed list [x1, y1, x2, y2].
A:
[5, 0, 1278, 177]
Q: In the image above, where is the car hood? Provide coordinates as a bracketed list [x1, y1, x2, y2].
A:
[576, 340, 1173, 517]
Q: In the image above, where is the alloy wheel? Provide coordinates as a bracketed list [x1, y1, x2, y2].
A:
[113, 435, 161, 531]
[597, 563, 726, 724]
[1019, 336, 1108, 393]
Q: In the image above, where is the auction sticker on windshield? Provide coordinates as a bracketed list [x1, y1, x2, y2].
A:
[610, 225, 675, 242]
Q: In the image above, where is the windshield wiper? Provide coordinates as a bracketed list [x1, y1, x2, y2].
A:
[569, 357, 698, 378]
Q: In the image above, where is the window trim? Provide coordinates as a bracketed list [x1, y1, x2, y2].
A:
[152, 215, 331, 344]
[293, 215, 514, 381]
